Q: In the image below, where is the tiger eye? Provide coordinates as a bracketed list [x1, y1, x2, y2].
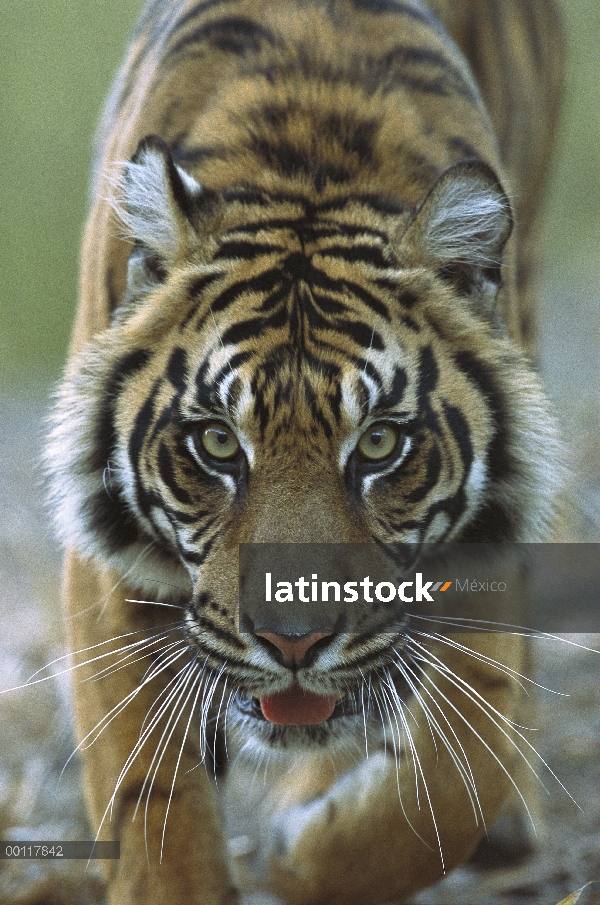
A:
[201, 423, 240, 460]
[357, 424, 397, 461]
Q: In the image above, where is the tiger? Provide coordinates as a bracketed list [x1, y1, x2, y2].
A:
[45, 0, 565, 902]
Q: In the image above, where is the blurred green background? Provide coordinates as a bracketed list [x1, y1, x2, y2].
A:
[1, 0, 598, 389]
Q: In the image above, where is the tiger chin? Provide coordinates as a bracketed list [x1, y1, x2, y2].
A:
[45, 0, 564, 903]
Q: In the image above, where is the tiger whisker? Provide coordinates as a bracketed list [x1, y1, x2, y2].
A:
[185, 682, 235, 776]
[404, 638, 580, 817]
[409, 614, 600, 657]
[138, 650, 203, 747]
[391, 657, 481, 803]
[125, 661, 201, 851]
[405, 648, 539, 831]
[377, 678, 444, 867]
[59, 642, 189, 785]
[361, 323, 377, 377]
[84, 643, 190, 751]
[211, 675, 230, 783]
[357, 668, 371, 758]
[160, 660, 205, 862]
[387, 659, 484, 827]
[4, 623, 184, 692]
[126, 598, 187, 610]
[376, 675, 433, 849]
[410, 628, 568, 700]
[199, 665, 224, 761]
[97, 542, 155, 618]
[380, 671, 421, 810]
[94, 660, 195, 859]
[138, 665, 196, 807]
[84, 636, 185, 684]
[369, 673, 389, 756]
[222, 688, 236, 762]
[408, 639, 568, 740]
[375, 676, 402, 770]
[125, 577, 192, 596]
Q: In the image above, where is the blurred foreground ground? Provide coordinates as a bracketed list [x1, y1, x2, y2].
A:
[0, 273, 599, 905]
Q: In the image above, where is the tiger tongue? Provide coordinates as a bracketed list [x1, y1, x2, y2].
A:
[260, 687, 337, 725]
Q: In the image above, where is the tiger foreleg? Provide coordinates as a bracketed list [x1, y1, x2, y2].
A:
[64, 552, 239, 905]
[262, 633, 527, 905]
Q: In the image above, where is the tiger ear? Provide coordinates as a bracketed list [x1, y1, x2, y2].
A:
[116, 135, 203, 292]
[397, 160, 513, 306]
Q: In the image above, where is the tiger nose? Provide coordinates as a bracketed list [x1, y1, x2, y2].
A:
[255, 631, 333, 667]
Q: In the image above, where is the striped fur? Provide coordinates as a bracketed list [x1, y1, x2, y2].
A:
[46, 1, 564, 903]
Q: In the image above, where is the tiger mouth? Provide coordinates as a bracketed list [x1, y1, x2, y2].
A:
[235, 690, 361, 724]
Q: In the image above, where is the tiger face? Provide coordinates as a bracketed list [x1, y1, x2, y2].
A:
[48, 137, 560, 753]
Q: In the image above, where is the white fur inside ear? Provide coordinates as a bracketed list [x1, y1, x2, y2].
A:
[421, 172, 511, 268]
[112, 144, 202, 260]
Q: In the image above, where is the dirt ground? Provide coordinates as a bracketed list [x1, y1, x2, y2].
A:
[0, 272, 599, 905]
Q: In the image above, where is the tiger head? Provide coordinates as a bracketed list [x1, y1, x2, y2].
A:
[47, 136, 561, 749]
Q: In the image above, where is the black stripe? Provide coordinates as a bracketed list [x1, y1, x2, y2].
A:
[221, 317, 271, 346]
[321, 244, 388, 268]
[215, 240, 284, 260]
[128, 382, 162, 521]
[132, 135, 196, 222]
[168, 506, 211, 525]
[188, 272, 221, 298]
[442, 401, 473, 474]
[374, 282, 421, 310]
[157, 442, 193, 505]
[89, 349, 152, 474]
[321, 113, 379, 165]
[447, 136, 480, 161]
[311, 291, 349, 317]
[180, 273, 221, 329]
[333, 319, 384, 350]
[250, 139, 352, 188]
[194, 604, 246, 649]
[379, 367, 408, 408]
[211, 351, 253, 388]
[171, 142, 223, 167]
[338, 278, 391, 321]
[189, 516, 220, 543]
[452, 350, 513, 486]
[165, 0, 238, 41]
[85, 489, 149, 557]
[417, 345, 439, 404]
[211, 267, 282, 313]
[328, 382, 343, 422]
[194, 368, 219, 412]
[221, 188, 283, 207]
[383, 44, 465, 77]
[319, 194, 407, 216]
[258, 281, 291, 313]
[166, 347, 188, 391]
[223, 304, 289, 346]
[220, 212, 390, 241]
[184, 530, 219, 567]
[167, 15, 277, 60]
[404, 445, 442, 503]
